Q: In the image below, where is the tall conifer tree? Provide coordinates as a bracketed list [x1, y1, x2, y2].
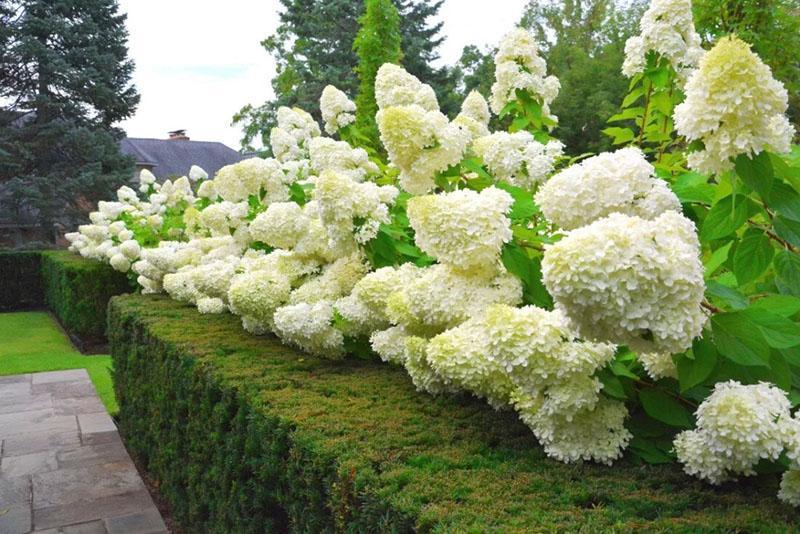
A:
[0, 0, 139, 239]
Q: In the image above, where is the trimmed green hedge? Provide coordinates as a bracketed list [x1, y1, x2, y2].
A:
[109, 294, 800, 533]
[40, 250, 130, 342]
[0, 250, 44, 311]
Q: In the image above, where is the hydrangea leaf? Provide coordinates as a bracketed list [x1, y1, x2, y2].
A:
[639, 388, 693, 428]
[774, 216, 800, 248]
[742, 308, 800, 349]
[733, 229, 774, 285]
[751, 295, 800, 318]
[677, 338, 718, 393]
[700, 195, 754, 241]
[711, 312, 771, 367]
[775, 251, 800, 297]
[735, 152, 774, 198]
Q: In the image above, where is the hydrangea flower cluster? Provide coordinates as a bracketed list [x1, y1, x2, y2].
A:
[407, 187, 513, 274]
[490, 28, 559, 121]
[621, 0, 704, 80]
[320, 85, 356, 135]
[375, 65, 470, 194]
[534, 147, 681, 230]
[674, 36, 795, 175]
[473, 132, 564, 189]
[426, 304, 629, 464]
[675, 382, 799, 484]
[542, 211, 706, 354]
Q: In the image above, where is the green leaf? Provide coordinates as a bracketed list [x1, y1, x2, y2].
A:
[639, 388, 692, 428]
[629, 436, 675, 464]
[775, 216, 800, 248]
[735, 152, 774, 198]
[742, 308, 800, 349]
[644, 66, 670, 88]
[501, 242, 533, 285]
[676, 338, 718, 392]
[705, 280, 748, 310]
[733, 229, 774, 284]
[767, 182, 800, 222]
[621, 86, 644, 108]
[496, 183, 538, 220]
[598, 368, 627, 400]
[711, 312, 771, 366]
[775, 251, 800, 297]
[672, 172, 714, 205]
[700, 195, 753, 241]
[751, 295, 800, 317]
[704, 241, 732, 278]
[601, 127, 634, 145]
[607, 107, 644, 123]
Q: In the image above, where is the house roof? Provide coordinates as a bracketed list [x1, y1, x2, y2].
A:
[120, 137, 243, 179]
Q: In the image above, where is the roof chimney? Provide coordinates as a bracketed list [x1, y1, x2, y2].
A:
[168, 129, 189, 141]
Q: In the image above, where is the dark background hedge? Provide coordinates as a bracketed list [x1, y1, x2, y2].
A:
[109, 294, 800, 533]
[41, 250, 131, 343]
[0, 250, 130, 344]
[0, 250, 44, 311]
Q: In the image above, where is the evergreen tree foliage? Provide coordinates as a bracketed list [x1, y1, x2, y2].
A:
[232, 0, 457, 151]
[354, 0, 403, 144]
[0, 0, 138, 239]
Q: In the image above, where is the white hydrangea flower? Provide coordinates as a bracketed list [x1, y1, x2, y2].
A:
[119, 240, 141, 261]
[514, 392, 632, 465]
[109, 253, 131, 273]
[139, 169, 156, 186]
[535, 147, 681, 230]
[370, 325, 411, 365]
[198, 201, 249, 236]
[314, 170, 398, 248]
[273, 300, 344, 358]
[675, 36, 795, 175]
[454, 90, 491, 139]
[213, 158, 289, 204]
[228, 270, 291, 329]
[288, 253, 369, 306]
[407, 187, 513, 273]
[490, 28, 559, 119]
[386, 264, 522, 333]
[542, 211, 706, 354]
[622, 0, 704, 79]
[377, 104, 470, 194]
[320, 85, 356, 135]
[276, 106, 321, 144]
[638, 352, 677, 380]
[249, 202, 309, 249]
[675, 381, 796, 484]
[197, 297, 226, 314]
[189, 165, 208, 182]
[375, 64, 439, 111]
[308, 137, 379, 183]
[473, 132, 563, 188]
[403, 335, 457, 396]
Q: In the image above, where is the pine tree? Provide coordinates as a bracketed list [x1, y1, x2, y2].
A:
[353, 0, 402, 144]
[0, 0, 139, 241]
[232, 0, 457, 151]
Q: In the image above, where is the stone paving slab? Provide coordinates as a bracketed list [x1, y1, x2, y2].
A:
[0, 370, 167, 533]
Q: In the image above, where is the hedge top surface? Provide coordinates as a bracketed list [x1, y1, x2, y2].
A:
[112, 294, 799, 532]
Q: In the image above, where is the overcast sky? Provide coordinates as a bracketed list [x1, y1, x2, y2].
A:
[117, 0, 529, 149]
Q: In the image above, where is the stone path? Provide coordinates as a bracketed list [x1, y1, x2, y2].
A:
[0, 370, 167, 533]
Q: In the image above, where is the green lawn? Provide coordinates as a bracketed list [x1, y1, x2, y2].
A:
[0, 311, 117, 413]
